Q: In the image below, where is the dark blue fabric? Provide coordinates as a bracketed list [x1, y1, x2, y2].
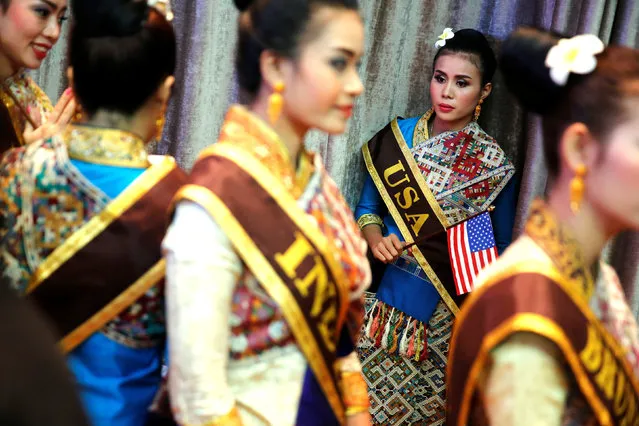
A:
[295, 329, 353, 425]
[295, 369, 340, 426]
[490, 176, 518, 255]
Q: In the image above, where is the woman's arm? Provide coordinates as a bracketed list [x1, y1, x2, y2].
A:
[480, 332, 568, 425]
[356, 175, 404, 263]
[163, 201, 243, 425]
[354, 174, 386, 228]
[335, 329, 371, 426]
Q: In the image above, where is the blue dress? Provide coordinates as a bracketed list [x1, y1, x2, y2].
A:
[67, 161, 164, 426]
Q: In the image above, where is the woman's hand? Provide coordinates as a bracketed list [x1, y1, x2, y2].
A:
[23, 88, 76, 144]
[346, 411, 372, 426]
[362, 224, 405, 264]
[371, 233, 405, 263]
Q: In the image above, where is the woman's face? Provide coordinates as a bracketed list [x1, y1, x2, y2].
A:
[0, 0, 67, 75]
[430, 53, 487, 125]
[279, 6, 364, 135]
[586, 97, 639, 231]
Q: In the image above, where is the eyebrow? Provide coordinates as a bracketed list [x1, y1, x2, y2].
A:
[434, 69, 473, 79]
[41, 0, 65, 11]
[334, 47, 359, 58]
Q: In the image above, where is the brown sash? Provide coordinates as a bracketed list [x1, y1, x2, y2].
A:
[27, 157, 186, 353]
[362, 118, 464, 315]
[174, 143, 349, 423]
[447, 269, 639, 426]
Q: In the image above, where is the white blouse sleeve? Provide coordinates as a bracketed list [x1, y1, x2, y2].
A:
[163, 201, 242, 425]
[480, 332, 569, 426]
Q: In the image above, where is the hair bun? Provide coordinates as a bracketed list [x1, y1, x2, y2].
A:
[499, 27, 567, 114]
[233, 0, 254, 12]
[71, 0, 148, 38]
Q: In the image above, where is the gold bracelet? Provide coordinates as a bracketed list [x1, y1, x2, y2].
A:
[192, 406, 243, 426]
[338, 371, 371, 413]
[357, 213, 383, 231]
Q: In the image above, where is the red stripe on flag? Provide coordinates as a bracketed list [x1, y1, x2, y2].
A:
[459, 224, 474, 294]
[448, 225, 464, 296]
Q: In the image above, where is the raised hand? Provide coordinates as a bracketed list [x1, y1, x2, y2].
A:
[23, 88, 76, 144]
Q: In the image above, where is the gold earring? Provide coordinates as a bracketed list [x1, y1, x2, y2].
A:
[570, 164, 587, 214]
[155, 107, 167, 141]
[473, 98, 483, 121]
[74, 104, 84, 123]
[268, 81, 285, 124]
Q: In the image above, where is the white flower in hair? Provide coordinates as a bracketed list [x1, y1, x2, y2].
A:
[545, 34, 605, 86]
[435, 28, 455, 48]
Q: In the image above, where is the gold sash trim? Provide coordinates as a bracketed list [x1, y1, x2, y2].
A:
[27, 156, 177, 293]
[449, 261, 639, 426]
[362, 118, 458, 315]
[177, 184, 346, 423]
[59, 259, 165, 353]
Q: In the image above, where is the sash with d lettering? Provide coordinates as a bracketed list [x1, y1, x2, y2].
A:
[447, 268, 639, 426]
[27, 156, 186, 354]
[173, 143, 350, 424]
[362, 118, 465, 315]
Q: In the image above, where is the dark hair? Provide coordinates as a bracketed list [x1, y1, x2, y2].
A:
[69, 0, 176, 116]
[0, 0, 8, 12]
[433, 28, 497, 85]
[500, 27, 639, 176]
[234, 0, 359, 95]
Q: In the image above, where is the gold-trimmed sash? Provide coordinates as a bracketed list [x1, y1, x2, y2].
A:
[447, 263, 639, 426]
[28, 156, 186, 353]
[362, 118, 462, 315]
[174, 144, 350, 423]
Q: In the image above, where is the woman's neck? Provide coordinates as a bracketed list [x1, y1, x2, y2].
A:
[251, 96, 306, 166]
[546, 181, 615, 268]
[0, 54, 18, 82]
[431, 114, 472, 137]
[85, 110, 148, 141]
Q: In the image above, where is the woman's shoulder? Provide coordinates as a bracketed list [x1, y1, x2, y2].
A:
[473, 235, 554, 291]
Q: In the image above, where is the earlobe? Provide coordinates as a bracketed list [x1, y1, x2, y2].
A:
[559, 123, 595, 172]
[259, 50, 285, 90]
[482, 82, 493, 99]
[156, 76, 175, 103]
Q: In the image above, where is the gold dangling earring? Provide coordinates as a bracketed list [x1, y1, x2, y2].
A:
[74, 104, 84, 123]
[570, 164, 587, 214]
[268, 81, 285, 125]
[155, 106, 167, 141]
[473, 98, 483, 121]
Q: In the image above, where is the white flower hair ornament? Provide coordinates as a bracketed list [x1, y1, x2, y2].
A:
[435, 28, 455, 49]
[545, 34, 605, 86]
[147, 0, 174, 21]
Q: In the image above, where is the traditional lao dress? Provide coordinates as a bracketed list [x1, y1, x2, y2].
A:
[0, 124, 186, 426]
[164, 105, 372, 425]
[355, 111, 515, 424]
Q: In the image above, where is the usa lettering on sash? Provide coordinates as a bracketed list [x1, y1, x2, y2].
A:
[382, 159, 431, 238]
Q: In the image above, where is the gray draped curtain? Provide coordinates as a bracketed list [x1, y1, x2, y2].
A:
[33, 0, 639, 311]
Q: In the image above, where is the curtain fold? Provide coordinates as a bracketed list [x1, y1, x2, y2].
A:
[33, 0, 639, 308]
